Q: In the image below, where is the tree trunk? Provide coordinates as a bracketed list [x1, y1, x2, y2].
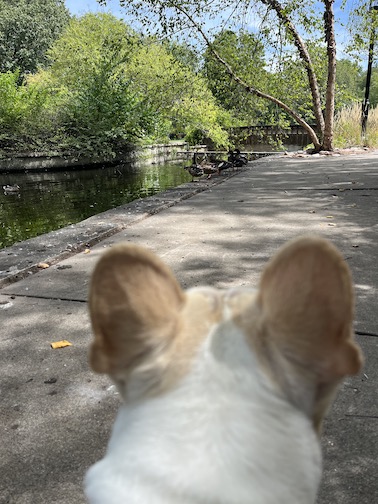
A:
[262, 0, 325, 139]
[322, 0, 336, 151]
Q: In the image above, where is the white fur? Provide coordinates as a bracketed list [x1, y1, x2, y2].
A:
[85, 321, 322, 503]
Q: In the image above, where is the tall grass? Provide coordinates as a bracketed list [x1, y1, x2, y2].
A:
[334, 102, 378, 148]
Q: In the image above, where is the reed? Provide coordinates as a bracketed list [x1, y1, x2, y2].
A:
[333, 102, 378, 148]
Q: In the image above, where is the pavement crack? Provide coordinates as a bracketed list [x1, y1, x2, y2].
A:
[345, 414, 378, 420]
[355, 330, 378, 338]
[279, 187, 378, 191]
[3, 293, 87, 303]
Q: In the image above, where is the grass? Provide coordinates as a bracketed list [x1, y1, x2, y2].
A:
[333, 102, 378, 148]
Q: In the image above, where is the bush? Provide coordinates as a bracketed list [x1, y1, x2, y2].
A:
[0, 71, 47, 133]
[0, 14, 231, 157]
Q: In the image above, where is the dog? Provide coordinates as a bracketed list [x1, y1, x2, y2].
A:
[85, 236, 363, 504]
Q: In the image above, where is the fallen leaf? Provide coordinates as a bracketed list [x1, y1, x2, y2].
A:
[84, 249, 91, 254]
[326, 215, 334, 219]
[51, 340, 72, 349]
[38, 262, 50, 269]
[0, 300, 13, 310]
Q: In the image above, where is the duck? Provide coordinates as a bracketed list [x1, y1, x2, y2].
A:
[184, 153, 212, 181]
[199, 162, 219, 179]
[216, 160, 234, 173]
[194, 153, 226, 179]
[183, 153, 232, 181]
[3, 184, 20, 194]
[206, 154, 233, 175]
[228, 149, 248, 167]
[184, 164, 204, 182]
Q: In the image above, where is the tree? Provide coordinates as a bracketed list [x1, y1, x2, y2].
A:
[203, 30, 271, 125]
[15, 13, 230, 155]
[99, 0, 363, 152]
[37, 14, 161, 153]
[165, 40, 201, 73]
[123, 37, 231, 145]
[336, 59, 362, 108]
[0, 0, 70, 77]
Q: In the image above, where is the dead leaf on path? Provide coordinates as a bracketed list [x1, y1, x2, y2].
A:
[0, 300, 13, 309]
[83, 249, 91, 254]
[50, 340, 72, 349]
[326, 215, 334, 219]
[37, 262, 50, 269]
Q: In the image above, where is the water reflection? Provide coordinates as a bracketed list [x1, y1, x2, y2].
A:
[0, 161, 191, 248]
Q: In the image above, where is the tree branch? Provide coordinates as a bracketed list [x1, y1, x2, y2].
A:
[260, 0, 325, 136]
[170, 0, 321, 149]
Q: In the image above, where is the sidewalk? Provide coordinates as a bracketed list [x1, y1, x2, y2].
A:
[1, 150, 377, 503]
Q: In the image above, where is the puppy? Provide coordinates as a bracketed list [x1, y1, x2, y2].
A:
[85, 236, 363, 504]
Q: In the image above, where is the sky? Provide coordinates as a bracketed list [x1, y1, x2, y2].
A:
[65, 0, 355, 22]
[63, 0, 369, 62]
[65, 0, 122, 17]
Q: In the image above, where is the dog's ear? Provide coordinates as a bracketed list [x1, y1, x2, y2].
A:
[257, 236, 363, 383]
[89, 244, 185, 376]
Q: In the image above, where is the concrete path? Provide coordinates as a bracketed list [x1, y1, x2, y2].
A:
[1, 151, 377, 503]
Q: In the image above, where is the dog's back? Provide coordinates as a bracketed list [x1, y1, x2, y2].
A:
[85, 236, 363, 503]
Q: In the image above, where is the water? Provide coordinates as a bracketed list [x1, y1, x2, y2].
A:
[0, 161, 191, 249]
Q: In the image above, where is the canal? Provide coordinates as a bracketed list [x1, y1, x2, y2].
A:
[0, 160, 191, 249]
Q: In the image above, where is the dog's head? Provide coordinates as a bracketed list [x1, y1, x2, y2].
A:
[86, 237, 362, 504]
[87, 236, 363, 502]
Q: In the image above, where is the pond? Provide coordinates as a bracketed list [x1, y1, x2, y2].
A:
[0, 160, 191, 249]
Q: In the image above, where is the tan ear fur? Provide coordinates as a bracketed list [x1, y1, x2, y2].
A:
[89, 243, 185, 376]
[257, 236, 363, 383]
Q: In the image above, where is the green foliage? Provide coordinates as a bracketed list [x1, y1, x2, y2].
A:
[359, 66, 378, 108]
[101, 0, 377, 150]
[45, 14, 229, 150]
[0, 12, 231, 157]
[2, 1, 372, 157]
[47, 13, 139, 88]
[265, 39, 328, 124]
[262, 43, 362, 124]
[203, 30, 271, 125]
[0, 0, 70, 77]
[336, 59, 363, 108]
[44, 14, 152, 155]
[344, 1, 378, 62]
[0, 70, 52, 151]
[125, 39, 230, 146]
[166, 41, 201, 73]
